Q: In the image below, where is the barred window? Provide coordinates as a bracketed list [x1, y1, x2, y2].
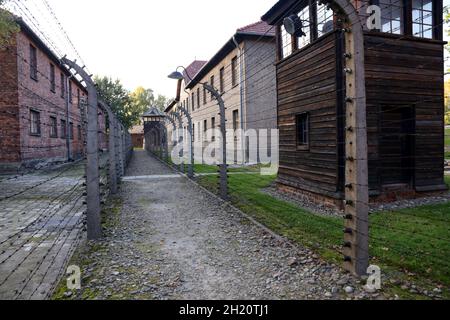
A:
[220, 67, 225, 93]
[210, 75, 215, 101]
[296, 113, 309, 148]
[50, 116, 57, 138]
[380, 0, 404, 34]
[412, 0, 433, 39]
[317, 1, 334, 38]
[281, 25, 292, 58]
[197, 87, 200, 109]
[231, 56, 238, 87]
[61, 119, 67, 139]
[30, 110, 40, 135]
[297, 5, 311, 49]
[30, 45, 37, 81]
[50, 64, 55, 92]
[60, 73, 65, 98]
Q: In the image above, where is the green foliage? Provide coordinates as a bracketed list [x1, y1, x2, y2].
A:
[94, 77, 169, 129]
[130, 86, 168, 114]
[0, 1, 19, 48]
[94, 76, 134, 129]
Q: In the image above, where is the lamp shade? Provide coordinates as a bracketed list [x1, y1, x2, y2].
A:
[168, 71, 184, 80]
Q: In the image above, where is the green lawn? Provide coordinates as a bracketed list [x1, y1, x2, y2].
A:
[197, 169, 450, 297]
[445, 128, 450, 159]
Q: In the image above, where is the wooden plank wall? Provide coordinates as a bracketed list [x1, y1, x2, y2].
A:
[276, 32, 341, 198]
[364, 33, 445, 192]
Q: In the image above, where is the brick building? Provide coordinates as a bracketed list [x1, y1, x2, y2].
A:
[0, 18, 89, 169]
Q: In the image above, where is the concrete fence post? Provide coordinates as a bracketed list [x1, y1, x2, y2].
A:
[103, 103, 118, 194]
[172, 111, 184, 173]
[179, 106, 194, 178]
[203, 83, 228, 200]
[61, 57, 102, 240]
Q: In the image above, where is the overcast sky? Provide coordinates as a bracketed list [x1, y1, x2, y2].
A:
[42, 0, 276, 98]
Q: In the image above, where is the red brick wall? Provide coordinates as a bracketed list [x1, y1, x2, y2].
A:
[0, 37, 21, 164]
[15, 31, 87, 164]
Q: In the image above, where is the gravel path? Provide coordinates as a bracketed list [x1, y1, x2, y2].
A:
[58, 151, 387, 300]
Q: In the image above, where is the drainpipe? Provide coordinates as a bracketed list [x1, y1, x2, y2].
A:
[65, 73, 74, 161]
[232, 36, 245, 164]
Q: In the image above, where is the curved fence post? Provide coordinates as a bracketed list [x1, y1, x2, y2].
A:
[61, 57, 101, 240]
[178, 106, 194, 178]
[172, 111, 184, 173]
[203, 83, 228, 200]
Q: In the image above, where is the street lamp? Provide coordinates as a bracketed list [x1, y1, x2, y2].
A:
[168, 66, 228, 200]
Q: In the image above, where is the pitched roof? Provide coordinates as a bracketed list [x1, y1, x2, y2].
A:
[143, 107, 165, 117]
[237, 21, 276, 36]
[183, 60, 207, 83]
[185, 20, 275, 90]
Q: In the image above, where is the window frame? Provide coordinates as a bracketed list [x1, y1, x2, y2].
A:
[231, 56, 238, 87]
[50, 116, 58, 138]
[50, 63, 56, 93]
[232, 110, 239, 132]
[60, 119, 67, 139]
[296, 112, 310, 151]
[210, 75, 215, 101]
[30, 44, 38, 81]
[60, 73, 65, 99]
[69, 122, 74, 140]
[219, 67, 225, 93]
[29, 109, 41, 136]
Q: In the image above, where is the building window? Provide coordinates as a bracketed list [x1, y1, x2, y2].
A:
[296, 113, 309, 149]
[316, 1, 334, 38]
[412, 0, 433, 39]
[210, 75, 215, 101]
[30, 109, 40, 136]
[197, 88, 200, 108]
[380, 0, 404, 34]
[50, 63, 55, 92]
[77, 125, 82, 140]
[211, 117, 216, 141]
[297, 5, 311, 49]
[192, 92, 195, 110]
[203, 87, 207, 105]
[60, 73, 65, 98]
[193, 123, 195, 142]
[281, 25, 292, 58]
[69, 122, 74, 140]
[232, 110, 239, 131]
[30, 44, 38, 81]
[203, 119, 207, 139]
[61, 119, 67, 139]
[219, 67, 225, 93]
[231, 56, 238, 87]
[50, 116, 58, 138]
[77, 89, 80, 106]
[68, 82, 73, 103]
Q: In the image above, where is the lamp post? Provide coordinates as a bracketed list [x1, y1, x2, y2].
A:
[168, 67, 228, 200]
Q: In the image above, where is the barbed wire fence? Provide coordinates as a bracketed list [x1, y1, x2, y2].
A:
[147, 0, 450, 294]
[0, 1, 133, 300]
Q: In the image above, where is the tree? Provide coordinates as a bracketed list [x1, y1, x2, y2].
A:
[94, 76, 135, 129]
[0, 1, 19, 48]
[130, 86, 168, 114]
